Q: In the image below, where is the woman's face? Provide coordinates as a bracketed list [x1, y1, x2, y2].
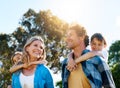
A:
[26, 40, 44, 61]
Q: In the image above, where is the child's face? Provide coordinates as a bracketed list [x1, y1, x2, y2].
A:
[13, 54, 22, 64]
[90, 38, 105, 51]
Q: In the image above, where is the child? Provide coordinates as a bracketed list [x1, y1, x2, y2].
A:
[67, 33, 108, 71]
[90, 33, 108, 62]
[9, 51, 26, 73]
[8, 51, 23, 88]
[9, 51, 48, 73]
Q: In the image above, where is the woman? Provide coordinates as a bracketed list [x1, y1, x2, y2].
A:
[12, 36, 54, 88]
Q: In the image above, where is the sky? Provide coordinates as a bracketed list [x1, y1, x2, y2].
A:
[0, 0, 120, 49]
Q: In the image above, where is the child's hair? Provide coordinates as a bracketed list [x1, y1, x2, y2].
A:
[90, 33, 107, 46]
[11, 51, 23, 64]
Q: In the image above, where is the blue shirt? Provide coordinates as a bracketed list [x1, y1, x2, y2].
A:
[62, 49, 116, 88]
[12, 64, 54, 88]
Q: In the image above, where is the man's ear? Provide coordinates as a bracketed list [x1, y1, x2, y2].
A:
[79, 36, 85, 41]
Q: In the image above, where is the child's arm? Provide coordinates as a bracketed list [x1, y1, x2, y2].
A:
[66, 52, 77, 71]
[9, 64, 23, 73]
[28, 59, 48, 66]
[9, 62, 28, 73]
[67, 51, 103, 71]
[75, 51, 103, 63]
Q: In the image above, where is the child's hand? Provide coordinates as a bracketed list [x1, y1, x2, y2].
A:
[66, 52, 77, 72]
[39, 60, 48, 65]
[22, 63, 29, 68]
[29, 60, 48, 66]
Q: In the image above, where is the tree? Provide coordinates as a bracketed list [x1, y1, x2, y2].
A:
[108, 40, 120, 87]
[0, 34, 13, 57]
[111, 63, 120, 88]
[0, 9, 69, 87]
[0, 58, 12, 88]
[108, 40, 120, 66]
[0, 33, 14, 88]
[17, 9, 69, 70]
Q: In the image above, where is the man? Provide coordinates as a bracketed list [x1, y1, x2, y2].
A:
[62, 24, 115, 88]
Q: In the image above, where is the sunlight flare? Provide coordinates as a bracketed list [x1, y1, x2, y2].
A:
[54, 0, 84, 23]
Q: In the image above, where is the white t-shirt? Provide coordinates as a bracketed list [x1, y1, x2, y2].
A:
[100, 49, 108, 63]
[20, 72, 34, 88]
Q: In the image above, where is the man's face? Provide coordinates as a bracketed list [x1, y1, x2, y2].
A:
[65, 30, 81, 49]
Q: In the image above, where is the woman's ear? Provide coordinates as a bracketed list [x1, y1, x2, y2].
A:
[25, 46, 29, 52]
